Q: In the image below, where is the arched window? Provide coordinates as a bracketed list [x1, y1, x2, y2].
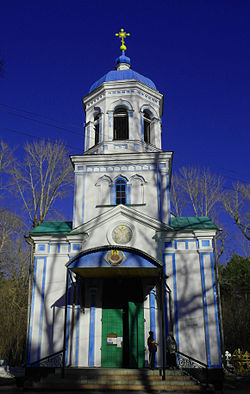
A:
[143, 110, 152, 144]
[115, 178, 127, 204]
[94, 113, 100, 145]
[113, 107, 129, 140]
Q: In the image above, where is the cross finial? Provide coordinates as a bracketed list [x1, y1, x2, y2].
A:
[115, 28, 130, 53]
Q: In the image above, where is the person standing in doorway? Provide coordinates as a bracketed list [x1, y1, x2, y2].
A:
[147, 331, 157, 369]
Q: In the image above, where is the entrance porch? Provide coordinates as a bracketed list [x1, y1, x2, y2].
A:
[64, 248, 165, 369]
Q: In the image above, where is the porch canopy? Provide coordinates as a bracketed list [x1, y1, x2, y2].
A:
[66, 247, 162, 278]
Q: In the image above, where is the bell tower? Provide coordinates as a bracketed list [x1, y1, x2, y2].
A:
[71, 30, 172, 228]
[82, 29, 164, 154]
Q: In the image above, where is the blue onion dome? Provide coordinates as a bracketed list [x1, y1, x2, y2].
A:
[89, 53, 156, 92]
[115, 54, 131, 66]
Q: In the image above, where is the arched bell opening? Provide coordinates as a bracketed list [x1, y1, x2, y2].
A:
[143, 109, 152, 144]
[94, 113, 101, 145]
[113, 106, 129, 140]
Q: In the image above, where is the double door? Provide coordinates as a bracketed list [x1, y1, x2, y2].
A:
[101, 302, 144, 368]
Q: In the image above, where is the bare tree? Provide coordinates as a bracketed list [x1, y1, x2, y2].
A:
[10, 140, 74, 228]
[223, 182, 250, 241]
[170, 167, 225, 259]
[170, 173, 187, 216]
[171, 167, 224, 218]
[0, 140, 14, 193]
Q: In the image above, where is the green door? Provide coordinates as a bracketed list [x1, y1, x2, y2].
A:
[101, 308, 123, 367]
[128, 302, 144, 368]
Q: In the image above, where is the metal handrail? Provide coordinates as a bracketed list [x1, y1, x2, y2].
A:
[176, 350, 209, 368]
[29, 349, 64, 366]
[176, 350, 209, 389]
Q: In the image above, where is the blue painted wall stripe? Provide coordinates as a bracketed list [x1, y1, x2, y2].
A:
[37, 257, 47, 362]
[140, 114, 144, 141]
[99, 115, 102, 142]
[65, 276, 71, 366]
[27, 257, 38, 365]
[88, 292, 96, 366]
[75, 280, 80, 367]
[82, 174, 85, 223]
[163, 254, 168, 338]
[157, 171, 162, 221]
[110, 184, 115, 204]
[149, 289, 156, 366]
[127, 184, 131, 204]
[210, 252, 222, 367]
[200, 253, 211, 366]
[150, 290, 156, 334]
[73, 175, 77, 228]
[166, 172, 171, 225]
[172, 253, 180, 351]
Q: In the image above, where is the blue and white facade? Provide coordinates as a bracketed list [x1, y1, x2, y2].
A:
[27, 51, 222, 370]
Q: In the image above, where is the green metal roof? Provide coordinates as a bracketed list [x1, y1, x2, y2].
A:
[29, 216, 217, 236]
[170, 216, 217, 230]
[29, 221, 72, 235]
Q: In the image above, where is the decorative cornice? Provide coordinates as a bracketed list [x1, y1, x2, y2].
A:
[83, 80, 163, 112]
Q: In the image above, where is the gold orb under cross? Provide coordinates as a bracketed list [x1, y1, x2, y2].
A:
[115, 28, 130, 52]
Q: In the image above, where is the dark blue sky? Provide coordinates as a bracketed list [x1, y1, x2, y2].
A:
[0, 0, 249, 256]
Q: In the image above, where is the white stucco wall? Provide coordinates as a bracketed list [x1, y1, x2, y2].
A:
[71, 152, 172, 229]
[162, 233, 221, 367]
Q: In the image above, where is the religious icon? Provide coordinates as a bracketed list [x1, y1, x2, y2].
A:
[112, 225, 132, 244]
[104, 250, 126, 266]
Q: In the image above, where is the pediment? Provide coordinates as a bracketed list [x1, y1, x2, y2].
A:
[71, 204, 170, 234]
[69, 205, 171, 260]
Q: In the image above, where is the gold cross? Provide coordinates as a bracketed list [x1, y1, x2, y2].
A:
[115, 28, 130, 52]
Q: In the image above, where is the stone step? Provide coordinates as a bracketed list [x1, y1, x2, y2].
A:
[55, 367, 185, 376]
[42, 376, 195, 386]
[56, 373, 191, 381]
[55, 367, 183, 375]
[24, 368, 203, 392]
[62, 374, 191, 381]
[26, 381, 201, 392]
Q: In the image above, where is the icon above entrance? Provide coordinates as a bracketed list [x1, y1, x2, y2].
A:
[67, 248, 162, 278]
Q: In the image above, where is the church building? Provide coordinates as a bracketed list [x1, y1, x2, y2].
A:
[27, 30, 222, 372]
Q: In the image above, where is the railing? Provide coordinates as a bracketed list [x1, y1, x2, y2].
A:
[177, 350, 208, 369]
[30, 350, 64, 367]
[176, 350, 210, 389]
